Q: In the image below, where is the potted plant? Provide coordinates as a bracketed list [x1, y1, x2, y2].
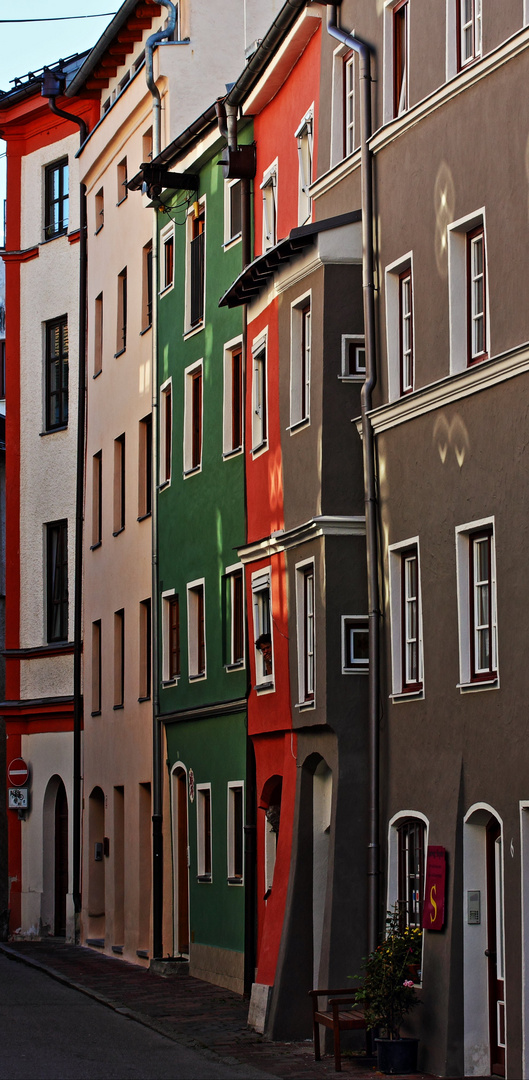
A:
[353, 910, 422, 1075]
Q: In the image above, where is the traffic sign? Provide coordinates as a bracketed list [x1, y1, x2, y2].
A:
[7, 758, 29, 786]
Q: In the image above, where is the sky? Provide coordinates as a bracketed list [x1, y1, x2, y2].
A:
[0, 1, 120, 244]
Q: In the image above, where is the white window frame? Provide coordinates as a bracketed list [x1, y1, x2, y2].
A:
[289, 290, 311, 430]
[383, 0, 410, 125]
[251, 330, 268, 455]
[196, 783, 212, 881]
[387, 811, 428, 960]
[162, 588, 179, 684]
[160, 221, 175, 295]
[225, 562, 245, 670]
[295, 558, 315, 707]
[222, 335, 244, 458]
[330, 45, 357, 168]
[184, 196, 206, 336]
[447, 209, 489, 375]
[227, 781, 244, 884]
[260, 161, 277, 252]
[187, 577, 206, 681]
[385, 252, 414, 401]
[341, 615, 369, 674]
[296, 107, 313, 226]
[458, 0, 482, 70]
[183, 359, 203, 476]
[340, 334, 365, 381]
[224, 178, 242, 248]
[455, 516, 498, 691]
[159, 377, 172, 488]
[252, 567, 274, 691]
[388, 536, 424, 700]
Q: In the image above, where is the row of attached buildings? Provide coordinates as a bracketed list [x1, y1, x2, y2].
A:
[2, 1, 529, 1075]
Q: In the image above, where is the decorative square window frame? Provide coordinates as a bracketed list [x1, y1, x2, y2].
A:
[295, 106, 314, 227]
[187, 578, 206, 681]
[385, 252, 414, 401]
[289, 290, 311, 431]
[184, 197, 206, 336]
[159, 378, 172, 489]
[295, 558, 316, 708]
[252, 567, 274, 692]
[227, 781, 244, 884]
[455, 516, 498, 692]
[341, 615, 369, 674]
[162, 589, 180, 685]
[224, 562, 245, 671]
[251, 330, 268, 456]
[224, 178, 242, 248]
[183, 359, 203, 477]
[260, 160, 278, 253]
[388, 536, 424, 700]
[160, 221, 175, 295]
[447, 209, 489, 375]
[340, 334, 366, 381]
[196, 783, 212, 882]
[222, 336, 244, 459]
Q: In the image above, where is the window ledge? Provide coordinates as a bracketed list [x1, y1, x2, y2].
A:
[390, 689, 424, 702]
[223, 233, 242, 251]
[197, 874, 212, 883]
[159, 283, 174, 297]
[296, 699, 315, 711]
[114, 348, 126, 359]
[255, 681, 275, 694]
[140, 324, 152, 337]
[137, 512, 152, 523]
[183, 323, 204, 340]
[113, 703, 124, 710]
[343, 665, 369, 675]
[91, 710, 101, 717]
[183, 465, 201, 478]
[90, 541, 102, 551]
[138, 695, 151, 703]
[93, 369, 102, 380]
[222, 447, 243, 460]
[136, 949, 149, 959]
[287, 417, 310, 434]
[40, 425, 68, 437]
[42, 231, 67, 244]
[338, 374, 364, 383]
[189, 672, 206, 682]
[225, 662, 244, 672]
[158, 479, 171, 492]
[116, 196, 127, 207]
[227, 876, 244, 886]
[112, 527, 125, 538]
[251, 441, 269, 458]
[458, 677, 499, 693]
[95, 225, 104, 236]
[162, 678, 179, 688]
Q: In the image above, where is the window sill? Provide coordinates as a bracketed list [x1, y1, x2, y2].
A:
[93, 369, 102, 379]
[137, 511, 152, 523]
[287, 417, 310, 434]
[183, 323, 204, 340]
[223, 233, 242, 251]
[183, 465, 201, 478]
[40, 425, 68, 437]
[338, 374, 364, 383]
[458, 677, 499, 693]
[140, 324, 152, 337]
[197, 874, 212, 883]
[162, 678, 179, 688]
[296, 699, 315, 711]
[390, 689, 424, 702]
[225, 662, 244, 672]
[251, 441, 268, 458]
[112, 527, 125, 537]
[255, 681, 275, 694]
[342, 665, 369, 675]
[95, 225, 104, 236]
[114, 348, 126, 359]
[222, 447, 243, 460]
[90, 541, 102, 551]
[158, 479, 171, 492]
[159, 283, 174, 297]
[117, 195, 127, 207]
[189, 672, 206, 682]
[136, 949, 149, 959]
[138, 695, 151, 703]
[42, 231, 67, 244]
[91, 710, 101, 717]
[113, 703, 124, 711]
[227, 876, 244, 886]
[111, 945, 123, 955]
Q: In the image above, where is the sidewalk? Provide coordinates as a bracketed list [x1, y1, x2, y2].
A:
[0, 940, 434, 1079]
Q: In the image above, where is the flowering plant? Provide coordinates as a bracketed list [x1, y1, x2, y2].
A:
[352, 910, 422, 1039]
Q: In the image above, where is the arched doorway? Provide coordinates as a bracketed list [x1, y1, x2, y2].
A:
[88, 786, 105, 940]
[54, 781, 68, 936]
[312, 760, 332, 987]
[171, 766, 189, 956]
[42, 776, 69, 938]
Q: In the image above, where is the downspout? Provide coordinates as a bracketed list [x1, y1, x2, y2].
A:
[325, 7, 380, 957]
[44, 75, 88, 932]
[216, 97, 256, 996]
[145, 0, 177, 961]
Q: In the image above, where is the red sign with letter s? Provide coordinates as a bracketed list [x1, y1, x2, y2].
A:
[422, 846, 446, 930]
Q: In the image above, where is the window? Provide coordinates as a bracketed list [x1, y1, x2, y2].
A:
[467, 226, 487, 364]
[227, 783, 244, 883]
[458, 0, 481, 68]
[183, 361, 203, 475]
[447, 211, 487, 374]
[113, 433, 125, 534]
[46, 520, 68, 643]
[142, 241, 153, 332]
[330, 47, 358, 166]
[260, 163, 277, 251]
[162, 591, 180, 682]
[94, 293, 103, 376]
[44, 158, 68, 239]
[114, 608, 124, 708]
[223, 339, 243, 457]
[224, 178, 242, 246]
[342, 616, 369, 673]
[344, 52, 356, 156]
[197, 784, 212, 881]
[296, 562, 315, 705]
[385, 253, 414, 399]
[397, 818, 425, 928]
[388, 538, 424, 698]
[186, 200, 205, 331]
[252, 334, 267, 453]
[92, 451, 102, 548]
[117, 158, 127, 205]
[252, 568, 273, 688]
[399, 268, 414, 394]
[341, 335, 365, 380]
[92, 620, 101, 714]
[290, 294, 311, 429]
[138, 414, 152, 519]
[95, 188, 104, 233]
[116, 268, 127, 355]
[456, 518, 498, 688]
[393, 0, 409, 117]
[187, 580, 206, 679]
[139, 598, 151, 700]
[45, 316, 68, 431]
[160, 223, 174, 293]
[160, 380, 172, 486]
[225, 565, 244, 669]
[296, 109, 313, 225]
[142, 126, 153, 163]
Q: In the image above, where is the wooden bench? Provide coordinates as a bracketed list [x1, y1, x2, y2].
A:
[309, 988, 366, 1072]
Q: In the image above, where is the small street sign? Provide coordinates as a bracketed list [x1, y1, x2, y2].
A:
[7, 758, 29, 787]
[8, 788, 28, 809]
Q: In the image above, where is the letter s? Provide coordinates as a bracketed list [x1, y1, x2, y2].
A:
[429, 883, 437, 924]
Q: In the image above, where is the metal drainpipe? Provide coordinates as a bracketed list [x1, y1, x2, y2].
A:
[325, 6, 380, 957]
[145, 0, 177, 961]
[45, 84, 88, 932]
[215, 97, 256, 996]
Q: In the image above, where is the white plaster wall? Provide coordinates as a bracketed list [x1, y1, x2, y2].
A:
[18, 731, 74, 939]
[20, 133, 80, 250]
[19, 655, 73, 700]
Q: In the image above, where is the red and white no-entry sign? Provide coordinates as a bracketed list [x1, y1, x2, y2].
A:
[7, 758, 29, 786]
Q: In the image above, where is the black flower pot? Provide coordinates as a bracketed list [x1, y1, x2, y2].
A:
[375, 1037, 419, 1075]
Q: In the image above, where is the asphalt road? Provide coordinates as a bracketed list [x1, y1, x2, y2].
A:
[0, 954, 275, 1079]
